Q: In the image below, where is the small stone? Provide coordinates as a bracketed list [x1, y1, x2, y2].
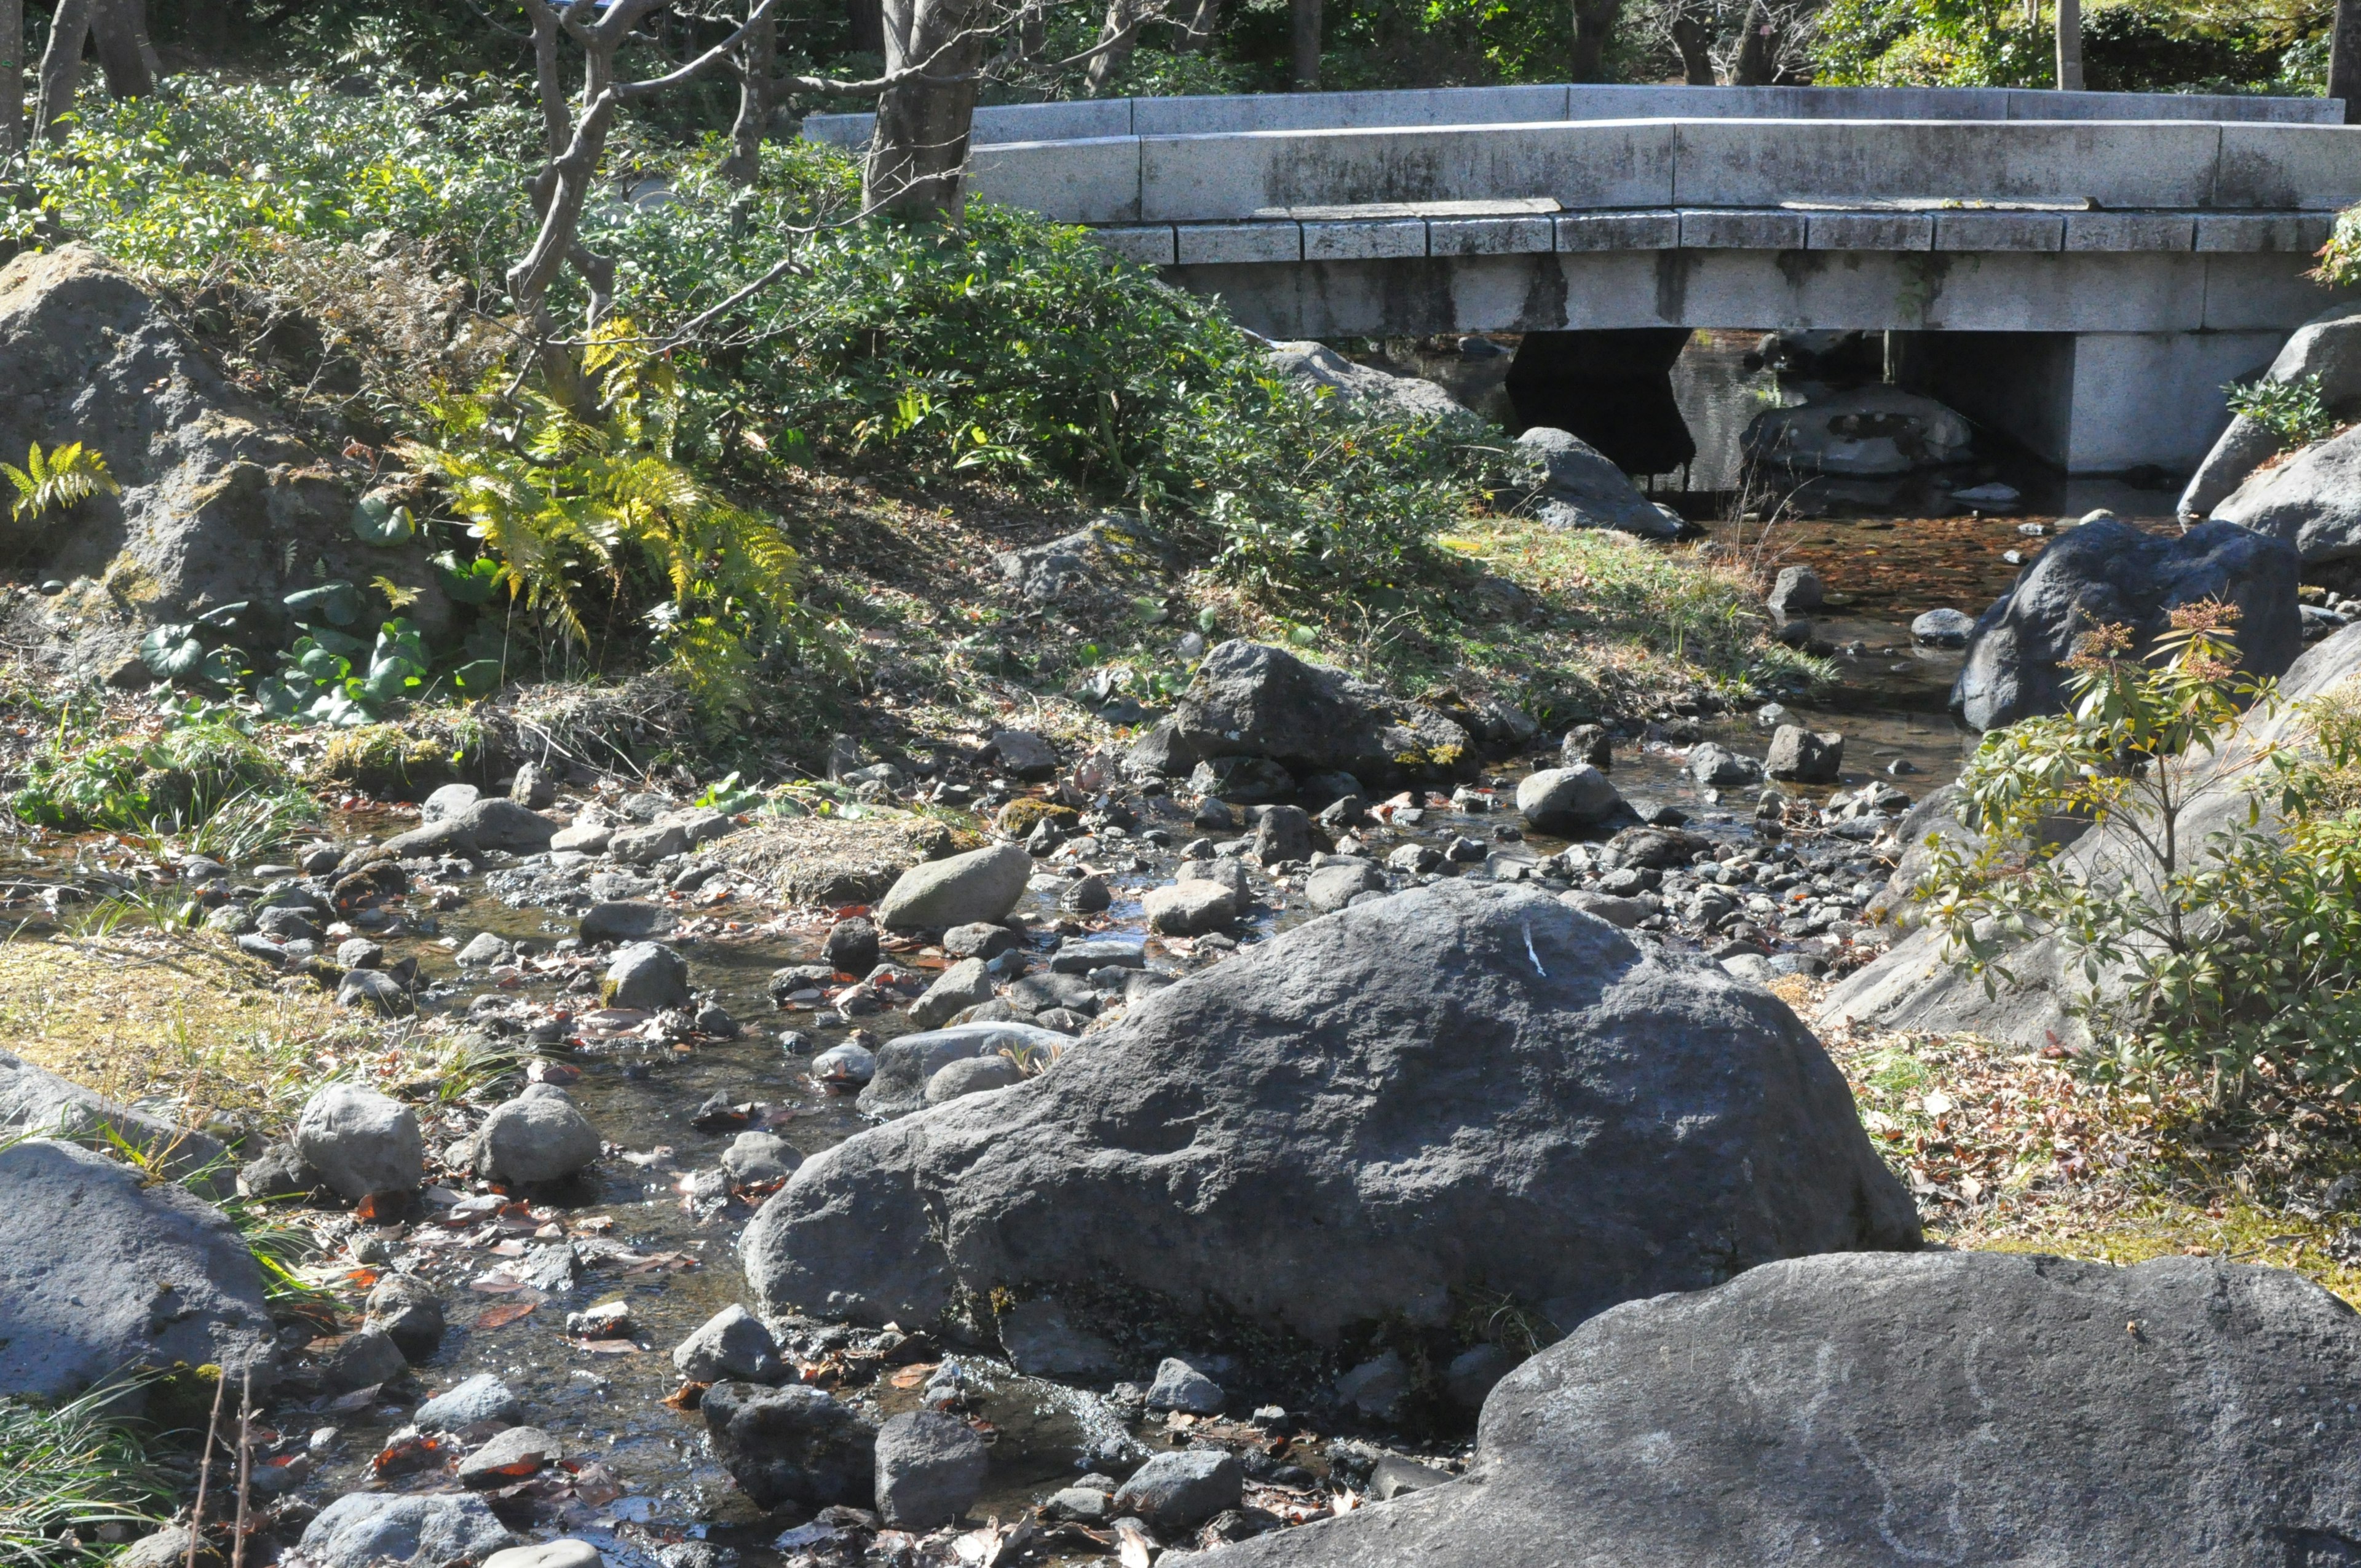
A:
[507, 764, 558, 810]
[1764, 725, 1843, 785]
[874, 1409, 988, 1529]
[674, 1304, 786, 1384]
[603, 941, 690, 1010]
[474, 1090, 602, 1186]
[484, 1543, 603, 1568]
[1911, 608, 1975, 647]
[701, 1381, 879, 1511]
[1335, 1350, 1410, 1419]
[943, 923, 1021, 960]
[364, 1273, 445, 1363]
[579, 900, 673, 943]
[1061, 873, 1112, 913]
[295, 1084, 422, 1200]
[1145, 1357, 1225, 1415]
[1112, 1450, 1243, 1535]
[456, 932, 512, 966]
[825, 917, 880, 975]
[721, 1130, 802, 1187]
[990, 729, 1059, 781]
[336, 937, 387, 970]
[695, 1002, 740, 1038]
[1144, 880, 1238, 936]
[911, 957, 998, 1031]
[1766, 565, 1824, 619]
[1516, 766, 1620, 833]
[457, 1425, 561, 1488]
[416, 1373, 523, 1431]
[312, 1326, 407, 1394]
[567, 1301, 634, 1339]
[421, 783, 482, 824]
[813, 1043, 877, 1087]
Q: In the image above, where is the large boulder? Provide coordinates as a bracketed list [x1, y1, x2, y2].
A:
[1514, 765, 1621, 834]
[2186, 303, 2361, 519]
[2213, 423, 2361, 566]
[0, 1047, 228, 1193]
[0, 1139, 278, 1406]
[876, 844, 1030, 933]
[472, 1087, 601, 1186]
[702, 1382, 878, 1511]
[873, 1409, 989, 1529]
[1267, 341, 1470, 423]
[1128, 641, 1476, 790]
[295, 1083, 423, 1200]
[2178, 411, 2282, 521]
[1950, 517, 2300, 732]
[1512, 426, 1680, 539]
[1829, 622, 2361, 1050]
[0, 246, 449, 680]
[1742, 386, 1972, 476]
[1188, 1252, 2361, 1567]
[742, 881, 1917, 1352]
[856, 1022, 1069, 1120]
[297, 1494, 513, 1568]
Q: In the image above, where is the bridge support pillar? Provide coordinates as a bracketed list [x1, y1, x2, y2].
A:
[1895, 328, 2287, 478]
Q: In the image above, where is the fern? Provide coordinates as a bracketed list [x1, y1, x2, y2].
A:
[397, 319, 823, 723]
[0, 442, 121, 522]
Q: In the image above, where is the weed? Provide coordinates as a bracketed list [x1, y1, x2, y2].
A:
[2226, 374, 2342, 449]
[0, 442, 119, 523]
[0, 1381, 173, 1567]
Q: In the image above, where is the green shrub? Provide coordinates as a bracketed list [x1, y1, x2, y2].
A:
[1920, 603, 2361, 1100]
[12, 716, 298, 834]
[2226, 373, 2342, 448]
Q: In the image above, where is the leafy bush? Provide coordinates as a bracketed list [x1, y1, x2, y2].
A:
[1920, 603, 2361, 1099]
[12, 714, 302, 834]
[2226, 373, 2342, 448]
[1813, 0, 2296, 89]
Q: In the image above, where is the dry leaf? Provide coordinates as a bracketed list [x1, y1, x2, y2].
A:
[475, 1301, 536, 1329]
[887, 1362, 939, 1389]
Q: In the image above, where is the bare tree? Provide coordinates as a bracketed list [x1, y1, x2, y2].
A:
[34, 0, 92, 143]
[1172, 0, 1217, 52]
[1085, 0, 1141, 89]
[1570, 0, 1621, 81]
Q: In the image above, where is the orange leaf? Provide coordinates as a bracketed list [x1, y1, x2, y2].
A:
[476, 1301, 537, 1329]
[888, 1362, 939, 1388]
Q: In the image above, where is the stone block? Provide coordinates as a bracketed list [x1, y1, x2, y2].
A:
[1671, 120, 2219, 211]
[2193, 212, 2335, 254]
[1555, 210, 1678, 250]
[968, 136, 1141, 224]
[1302, 218, 1428, 261]
[2215, 124, 2361, 212]
[1679, 208, 1806, 249]
[1087, 225, 1176, 266]
[1933, 211, 2065, 252]
[1804, 211, 1933, 250]
[1133, 84, 1569, 137]
[2063, 212, 2195, 252]
[1174, 222, 1301, 264]
[1427, 215, 1554, 256]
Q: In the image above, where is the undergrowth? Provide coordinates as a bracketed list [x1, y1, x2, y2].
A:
[0, 1383, 173, 1567]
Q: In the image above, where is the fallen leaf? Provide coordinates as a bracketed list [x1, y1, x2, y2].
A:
[475, 1301, 537, 1329]
[888, 1363, 939, 1389]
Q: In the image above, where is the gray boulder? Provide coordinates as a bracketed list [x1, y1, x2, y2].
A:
[473, 1088, 601, 1186]
[1252, 804, 1315, 865]
[416, 1372, 521, 1432]
[336, 967, 413, 1018]
[910, 957, 997, 1031]
[1686, 742, 1761, 788]
[877, 844, 1031, 933]
[602, 941, 689, 1010]
[295, 1083, 422, 1200]
[857, 1023, 1070, 1119]
[1145, 1357, 1225, 1415]
[1190, 1252, 2361, 1567]
[873, 1409, 989, 1529]
[989, 729, 1059, 781]
[927, 1055, 1024, 1104]
[2185, 303, 2361, 518]
[740, 881, 1917, 1353]
[1766, 565, 1823, 619]
[1114, 1450, 1243, 1535]
[310, 1326, 406, 1394]
[1267, 340, 1471, 423]
[1514, 427, 1680, 539]
[376, 799, 556, 861]
[2213, 422, 2361, 565]
[674, 1304, 786, 1384]
[580, 902, 671, 945]
[421, 784, 480, 823]
[0, 1139, 278, 1406]
[1128, 641, 1476, 791]
[721, 1130, 803, 1187]
[457, 1425, 560, 1489]
[996, 1297, 1125, 1381]
[298, 1493, 513, 1568]
[1951, 517, 2300, 731]
[0, 1047, 227, 1192]
[1910, 607, 1975, 647]
[1763, 725, 1843, 783]
[1514, 765, 1621, 834]
[1144, 879, 1240, 935]
[702, 1381, 878, 1511]
[2180, 411, 2284, 520]
[1304, 861, 1386, 913]
[363, 1273, 445, 1362]
[1743, 385, 1972, 476]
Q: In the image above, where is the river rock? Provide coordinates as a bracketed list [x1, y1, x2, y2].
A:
[1115, 1450, 1243, 1535]
[1766, 565, 1824, 619]
[484, 1546, 600, 1568]
[927, 1055, 1024, 1104]
[1950, 517, 2300, 731]
[474, 1087, 601, 1186]
[2213, 422, 2361, 564]
[812, 1042, 876, 1087]
[1129, 641, 1475, 791]
[825, 916, 881, 973]
[1188, 1252, 2361, 1567]
[299, 1493, 514, 1568]
[1267, 340, 1470, 422]
[702, 1381, 879, 1510]
[0, 1047, 229, 1191]
[458, 1425, 560, 1488]
[309, 1325, 406, 1395]
[1686, 742, 1761, 788]
[609, 820, 690, 866]
[337, 967, 414, 1017]
[856, 1023, 1070, 1119]
[416, 1372, 521, 1431]
[1305, 861, 1386, 913]
[295, 1083, 422, 1200]
[674, 1304, 786, 1384]
[1910, 606, 1975, 647]
[1145, 1357, 1225, 1415]
[1252, 804, 1315, 865]
[722, 1130, 802, 1187]
[910, 957, 997, 1030]
[1513, 765, 1620, 834]
[603, 941, 689, 1010]
[376, 799, 557, 861]
[0, 1139, 278, 1406]
[422, 784, 480, 823]
[1514, 426, 1680, 538]
[740, 881, 1916, 1355]
[1743, 385, 1972, 476]
[364, 1273, 446, 1362]
[989, 729, 1059, 781]
[874, 1409, 989, 1529]
[2180, 411, 2284, 520]
[579, 900, 673, 942]
[1144, 879, 1240, 935]
[877, 844, 1030, 932]
[1763, 724, 1843, 783]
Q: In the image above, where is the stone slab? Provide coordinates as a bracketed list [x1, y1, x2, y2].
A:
[1934, 210, 2066, 251]
[967, 136, 1140, 224]
[1556, 210, 1679, 251]
[2215, 123, 2361, 210]
[1671, 119, 2222, 211]
[1087, 225, 1177, 266]
[1174, 222, 1301, 266]
[1302, 218, 1428, 261]
[2063, 211, 2196, 251]
[2193, 212, 2336, 253]
[1805, 211, 1934, 250]
[1133, 84, 1572, 137]
[1679, 208, 1806, 249]
[1428, 215, 1555, 256]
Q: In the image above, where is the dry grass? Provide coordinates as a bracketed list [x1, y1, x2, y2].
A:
[724, 808, 973, 909]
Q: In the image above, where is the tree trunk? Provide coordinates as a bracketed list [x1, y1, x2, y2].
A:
[847, 0, 884, 54]
[2336, 0, 2361, 125]
[1174, 0, 1219, 53]
[34, 0, 92, 143]
[1730, 0, 1774, 85]
[0, 0, 22, 157]
[1669, 4, 1713, 83]
[1085, 0, 1137, 91]
[719, 6, 775, 184]
[1290, 0, 1319, 87]
[90, 0, 151, 98]
[1569, 0, 1620, 82]
[863, 0, 986, 218]
[2054, 0, 2082, 90]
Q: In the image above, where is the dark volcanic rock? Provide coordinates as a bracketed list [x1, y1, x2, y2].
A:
[1131, 641, 1476, 790]
[702, 1381, 878, 1511]
[742, 881, 1916, 1352]
[1950, 517, 2300, 731]
[1189, 1253, 2361, 1567]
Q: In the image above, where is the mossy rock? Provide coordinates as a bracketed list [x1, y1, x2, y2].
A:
[995, 799, 1079, 839]
[307, 716, 490, 799]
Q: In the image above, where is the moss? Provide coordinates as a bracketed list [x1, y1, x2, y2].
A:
[994, 799, 1078, 839]
[307, 711, 491, 800]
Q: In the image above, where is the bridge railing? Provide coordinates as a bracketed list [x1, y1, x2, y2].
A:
[801, 82, 2343, 152]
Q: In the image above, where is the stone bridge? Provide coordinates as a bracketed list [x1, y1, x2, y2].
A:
[805, 86, 2361, 472]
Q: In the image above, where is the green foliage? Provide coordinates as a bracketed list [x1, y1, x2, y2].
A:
[1920, 603, 2361, 1099]
[1813, 0, 2300, 89]
[0, 1382, 173, 1567]
[2226, 373, 2342, 448]
[12, 712, 303, 837]
[0, 443, 119, 523]
[398, 322, 817, 724]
